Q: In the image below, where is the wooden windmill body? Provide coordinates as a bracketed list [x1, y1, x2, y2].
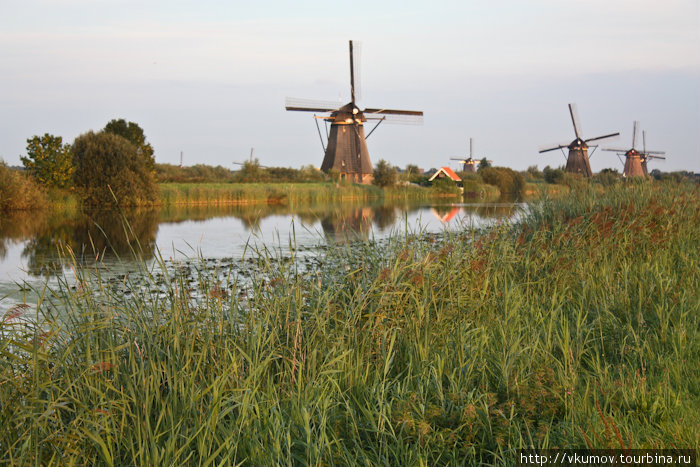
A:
[603, 122, 666, 178]
[539, 104, 619, 177]
[286, 41, 423, 184]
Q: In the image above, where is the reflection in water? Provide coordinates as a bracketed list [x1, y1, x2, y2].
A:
[0, 208, 158, 277]
[320, 207, 374, 243]
[431, 206, 461, 223]
[0, 200, 518, 279]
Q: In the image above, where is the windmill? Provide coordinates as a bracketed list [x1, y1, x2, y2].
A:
[539, 104, 619, 177]
[603, 122, 666, 177]
[450, 138, 491, 173]
[286, 40, 423, 184]
[233, 148, 269, 168]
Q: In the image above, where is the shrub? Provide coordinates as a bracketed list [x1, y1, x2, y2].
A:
[372, 159, 398, 188]
[479, 166, 525, 196]
[431, 177, 461, 195]
[72, 131, 158, 207]
[0, 160, 48, 212]
[594, 168, 620, 187]
[543, 166, 565, 184]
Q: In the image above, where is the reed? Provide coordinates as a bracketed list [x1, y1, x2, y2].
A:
[1, 183, 697, 465]
[158, 182, 443, 207]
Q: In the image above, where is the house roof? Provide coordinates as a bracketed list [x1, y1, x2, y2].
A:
[428, 166, 462, 182]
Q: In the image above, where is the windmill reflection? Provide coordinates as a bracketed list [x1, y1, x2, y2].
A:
[320, 207, 373, 243]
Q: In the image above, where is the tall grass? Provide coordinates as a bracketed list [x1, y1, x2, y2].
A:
[1, 183, 697, 464]
[158, 182, 442, 206]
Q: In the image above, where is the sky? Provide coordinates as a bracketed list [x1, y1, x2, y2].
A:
[1, 0, 698, 173]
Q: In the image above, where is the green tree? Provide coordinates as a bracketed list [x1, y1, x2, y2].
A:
[20, 133, 74, 189]
[72, 131, 158, 207]
[103, 119, 155, 169]
[543, 165, 565, 184]
[477, 158, 491, 171]
[372, 159, 398, 188]
[479, 167, 525, 196]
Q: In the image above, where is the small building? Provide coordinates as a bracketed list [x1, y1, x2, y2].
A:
[428, 167, 462, 183]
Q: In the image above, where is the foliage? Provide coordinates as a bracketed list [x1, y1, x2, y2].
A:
[479, 166, 525, 196]
[543, 165, 565, 184]
[650, 170, 698, 184]
[1, 184, 697, 464]
[155, 163, 235, 183]
[103, 118, 156, 170]
[526, 165, 543, 180]
[431, 176, 461, 195]
[72, 131, 158, 207]
[372, 159, 398, 188]
[20, 133, 74, 189]
[594, 168, 621, 187]
[0, 160, 48, 212]
[477, 157, 491, 170]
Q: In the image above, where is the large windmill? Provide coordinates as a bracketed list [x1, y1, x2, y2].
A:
[539, 104, 619, 177]
[450, 138, 491, 173]
[286, 40, 423, 184]
[603, 122, 666, 177]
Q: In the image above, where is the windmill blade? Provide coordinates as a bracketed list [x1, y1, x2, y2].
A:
[632, 121, 639, 149]
[642, 129, 646, 154]
[602, 147, 630, 153]
[539, 143, 569, 153]
[469, 137, 474, 158]
[370, 113, 423, 125]
[644, 150, 666, 155]
[364, 108, 423, 116]
[585, 132, 620, 144]
[350, 40, 362, 102]
[646, 155, 666, 160]
[285, 97, 340, 112]
[568, 103, 582, 139]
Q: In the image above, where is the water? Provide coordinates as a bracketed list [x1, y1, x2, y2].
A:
[0, 200, 520, 308]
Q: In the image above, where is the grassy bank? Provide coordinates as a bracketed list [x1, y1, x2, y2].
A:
[158, 182, 447, 206]
[1, 184, 697, 464]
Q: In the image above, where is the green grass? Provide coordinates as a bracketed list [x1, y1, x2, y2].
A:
[158, 182, 447, 206]
[1, 183, 698, 465]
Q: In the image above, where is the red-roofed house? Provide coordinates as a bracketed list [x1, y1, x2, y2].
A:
[428, 167, 462, 183]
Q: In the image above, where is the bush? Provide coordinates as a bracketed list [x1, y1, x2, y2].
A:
[372, 159, 398, 188]
[479, 166, 525, 196]
[72, 131, 158, 207]
[543, 166, 565, 184]
[431, 177, 461, 195]
[594, 168, 620, 187]
[0, 160, 48, 212]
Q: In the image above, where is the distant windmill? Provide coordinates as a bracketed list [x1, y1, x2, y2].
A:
[539, 104, 619, 177]
[286, 40, 423, 184]
[233, 148, 269, 168]
[603, 122, 666, 177]
[450, 138, 492, 173]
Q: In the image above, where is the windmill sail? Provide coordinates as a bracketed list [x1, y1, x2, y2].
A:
[603, 123, 666, 177]
[540, 103, 619, 177]
[285, 40, 423, 183]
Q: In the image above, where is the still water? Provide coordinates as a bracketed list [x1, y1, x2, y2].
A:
[0, 201, 520, 307]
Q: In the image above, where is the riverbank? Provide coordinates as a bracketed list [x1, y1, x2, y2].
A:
[1, 183, 697, 464]
[158, 182, 451, 206]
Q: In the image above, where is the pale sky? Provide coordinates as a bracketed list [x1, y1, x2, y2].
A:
[1, 0, 698, 173]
